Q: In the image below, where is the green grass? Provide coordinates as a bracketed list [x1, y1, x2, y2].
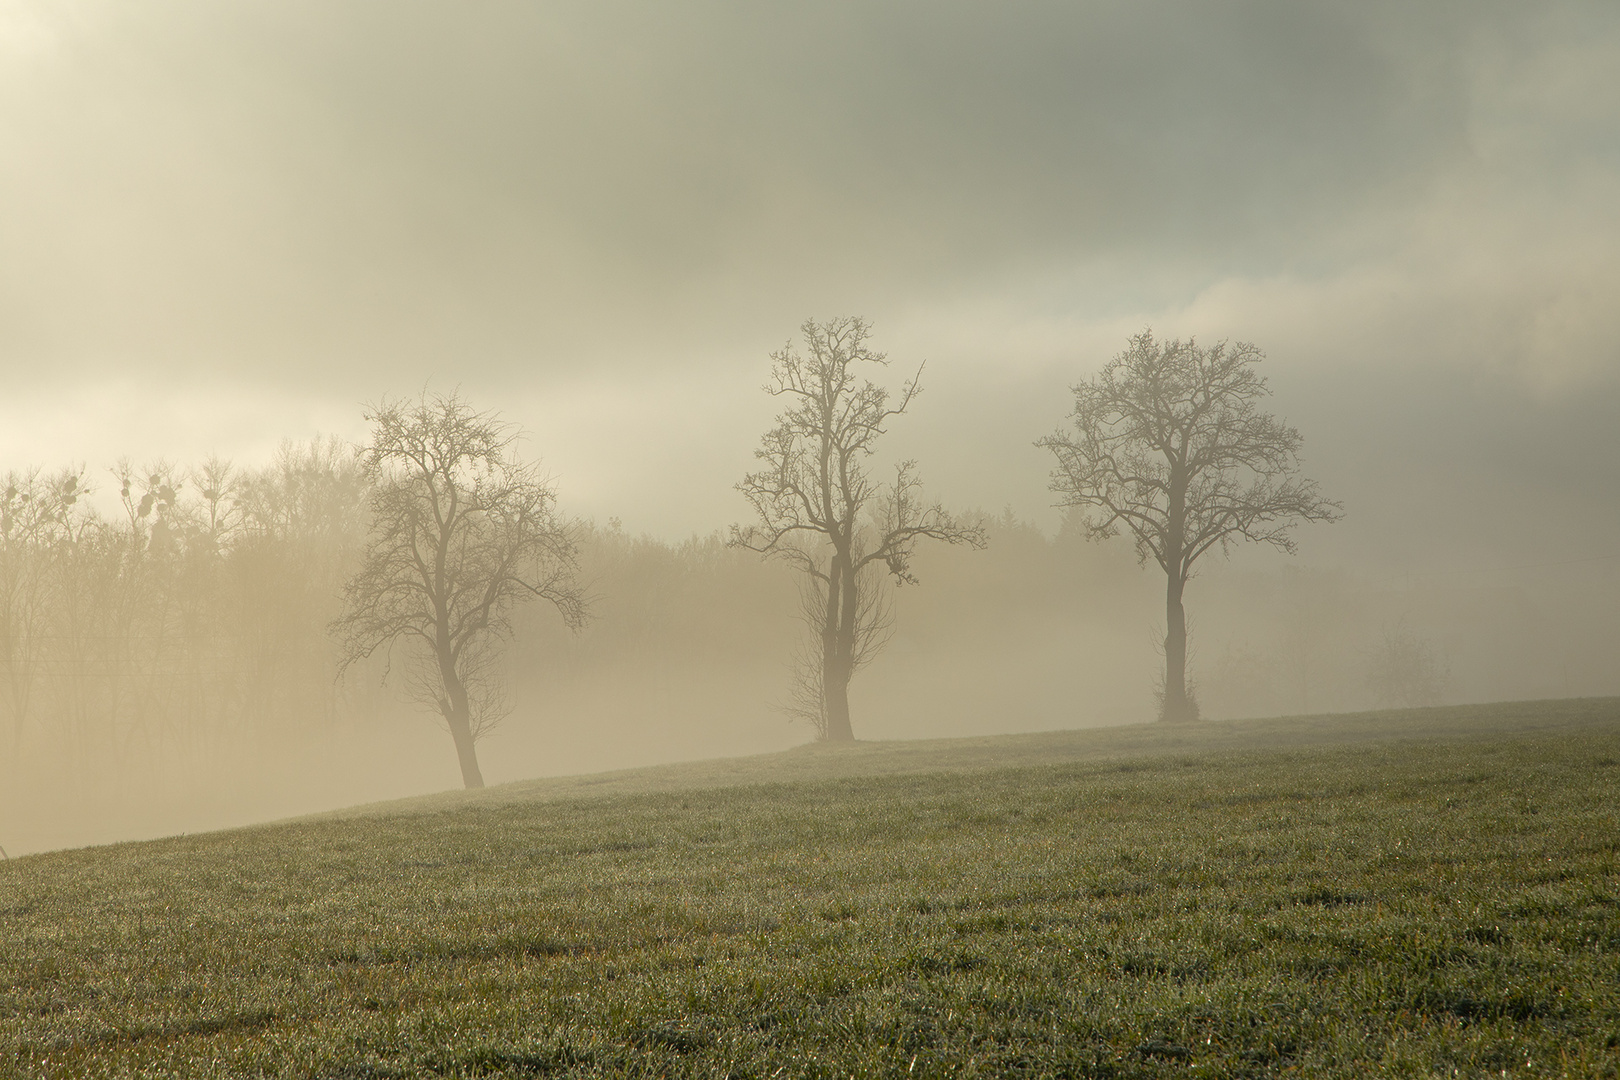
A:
[3, 699, 1619, 1078]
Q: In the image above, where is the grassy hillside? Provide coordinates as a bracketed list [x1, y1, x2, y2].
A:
[3, 699, 1618, 1077]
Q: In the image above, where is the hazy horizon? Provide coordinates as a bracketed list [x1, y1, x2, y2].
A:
[2, 1, 1617, 854]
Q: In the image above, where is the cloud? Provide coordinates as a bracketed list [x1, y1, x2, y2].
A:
[0, 1, 1526, 378]
[0, 0, 1615, 556]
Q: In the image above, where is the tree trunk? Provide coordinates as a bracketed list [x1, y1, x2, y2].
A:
[1161, 468, 1196, 724]
[438, 651, 485, 788]
[446, 707, 485, 788]
[1162, 570, 1194, 723]
[823, 674, 853, 741]
[821, 557, 855, 741]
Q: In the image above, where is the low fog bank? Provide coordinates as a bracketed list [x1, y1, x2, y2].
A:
[4, 476, 1614, 856]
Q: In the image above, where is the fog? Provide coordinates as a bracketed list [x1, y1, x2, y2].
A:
[1, 1, 1617, 855]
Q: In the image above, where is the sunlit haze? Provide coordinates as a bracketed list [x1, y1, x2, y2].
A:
[1, 1, 1617, 854]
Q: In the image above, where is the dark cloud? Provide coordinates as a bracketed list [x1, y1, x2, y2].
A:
[0, 0, 1530, 379]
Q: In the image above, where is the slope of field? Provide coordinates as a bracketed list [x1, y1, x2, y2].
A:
[3, 698, 1618, 1077]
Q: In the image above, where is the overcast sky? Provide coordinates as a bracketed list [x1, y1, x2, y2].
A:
[3, 0, 1617, 576]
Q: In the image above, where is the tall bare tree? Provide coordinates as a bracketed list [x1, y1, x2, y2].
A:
[333, 392, 586, 788]
[733, 317, 983, 741]
[1038, 330, 1340, 722]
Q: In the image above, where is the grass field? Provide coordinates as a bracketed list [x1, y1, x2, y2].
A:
[2, 698, 1618, 1078]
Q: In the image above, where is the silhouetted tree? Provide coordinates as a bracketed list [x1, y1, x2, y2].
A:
[333, 393, 586, 787]
[1038, 330, 1339, 722]
[733, 317, 983, 741]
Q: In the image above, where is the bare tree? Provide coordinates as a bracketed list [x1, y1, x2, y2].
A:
[191, 456, 243, 548]
[732, 317, 984, 741]
[332, 392, 586, 788]
[1038, 330, 1340, 722]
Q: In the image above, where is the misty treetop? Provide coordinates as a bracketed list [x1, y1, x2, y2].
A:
[1039, 330, 1340, 722]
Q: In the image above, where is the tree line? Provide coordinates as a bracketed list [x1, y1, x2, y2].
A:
[2, 319, 1340, 793]
[0, 440, 372, 795]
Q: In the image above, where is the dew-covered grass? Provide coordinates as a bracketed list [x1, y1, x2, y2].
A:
[3, 699, 1618, 1077]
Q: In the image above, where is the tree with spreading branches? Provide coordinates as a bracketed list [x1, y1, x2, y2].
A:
[333, 392, 586, 787]
[1038, 330, 1340, 722]
[732, 317, 984, 741]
